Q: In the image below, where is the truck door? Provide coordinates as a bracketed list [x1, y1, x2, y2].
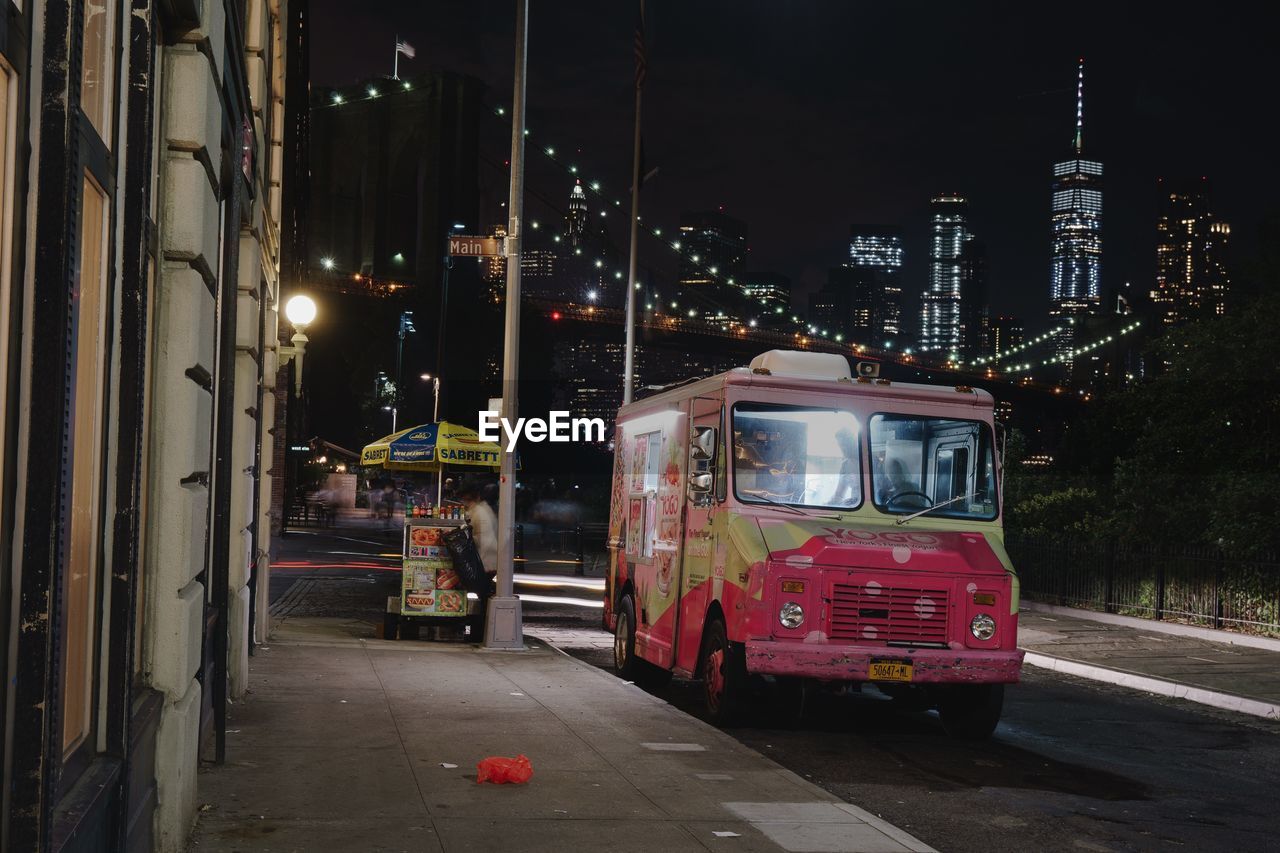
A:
[674, 397, 723, 676]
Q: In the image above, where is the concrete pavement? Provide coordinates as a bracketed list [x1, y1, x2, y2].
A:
[190, 615, 934, 853]
[1018, 605, 1280, 718]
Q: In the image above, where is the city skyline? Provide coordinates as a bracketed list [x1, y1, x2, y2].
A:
[310, 1, 1278, 329]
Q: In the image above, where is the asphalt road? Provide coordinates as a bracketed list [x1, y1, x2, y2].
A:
[271, 528, 1280, 853]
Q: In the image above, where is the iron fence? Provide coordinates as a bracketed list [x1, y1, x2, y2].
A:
[1007, 535, 1280, 636]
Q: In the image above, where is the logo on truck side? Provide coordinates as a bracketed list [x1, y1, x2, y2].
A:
[820, 528, 940, 549]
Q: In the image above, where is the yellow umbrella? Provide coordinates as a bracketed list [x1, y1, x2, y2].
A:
[360, 421, 502, 472]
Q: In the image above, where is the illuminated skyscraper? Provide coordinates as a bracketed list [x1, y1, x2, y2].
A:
[1151, 179, 1230, 325]
[565, 180, 588, 248]
[1049, 60, 1103, 364]
[918, 196, 970, 356]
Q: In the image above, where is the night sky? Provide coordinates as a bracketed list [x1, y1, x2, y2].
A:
[311, 1, 1279, 332]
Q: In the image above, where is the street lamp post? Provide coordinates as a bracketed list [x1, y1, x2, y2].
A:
[420, 372, 445, 506]
[393, 310, 415, 433]
[279, 295, 318, 533]
[485, 0, 528, 650]
[420, 373, 441, 423]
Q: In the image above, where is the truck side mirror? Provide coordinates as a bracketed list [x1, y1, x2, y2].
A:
[690, 426, 717, 461]
[688, 472, 714, 496]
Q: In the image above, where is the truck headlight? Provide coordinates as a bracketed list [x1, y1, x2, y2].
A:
[779, 601, 804, 629]
[970, 613, 997, 641]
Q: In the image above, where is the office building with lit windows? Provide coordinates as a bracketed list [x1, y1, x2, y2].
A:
[988, 315, 1025, 358]
[848, 225, 904, 345]
[959, 239, 989, 361]
[1151, 179, 1231, 325]
[677, 210, 748, 289]
[1049, 61, 1103, 364]
[919, 196, 971, 356]
[742, 272, 792, 323]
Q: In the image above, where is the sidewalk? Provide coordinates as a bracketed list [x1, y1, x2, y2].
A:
[1018, 604, 1280, 719]
[190, 617, 933, 853]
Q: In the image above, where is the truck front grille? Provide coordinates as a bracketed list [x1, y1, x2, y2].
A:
[828, 582, 949, 645]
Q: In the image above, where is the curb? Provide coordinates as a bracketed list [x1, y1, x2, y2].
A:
[1021, 651, 1280, 721]
[1021, 601, 1280, 653]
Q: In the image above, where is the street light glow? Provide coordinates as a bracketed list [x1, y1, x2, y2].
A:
[320, 257, 335, 271]
[285, 294, 317, 328]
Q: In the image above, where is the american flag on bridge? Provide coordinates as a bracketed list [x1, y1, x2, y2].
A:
[396, 40, 416, 59]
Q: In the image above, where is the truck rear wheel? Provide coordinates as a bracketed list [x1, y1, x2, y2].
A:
[613, 595, 641, 680]
[936, 684, 1004, 739]
[700, 618, 746, 726]
[613, 595, 673, 688]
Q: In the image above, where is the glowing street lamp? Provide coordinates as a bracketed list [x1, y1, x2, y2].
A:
[280, 294, 317, 394]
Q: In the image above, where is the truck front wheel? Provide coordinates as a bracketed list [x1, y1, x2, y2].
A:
[700, 618, 746, 726]
[936, 683, 1005, 739]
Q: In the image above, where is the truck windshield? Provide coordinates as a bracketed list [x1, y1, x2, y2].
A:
[732, 404, 862, 509]
[868, 413, 997, 520]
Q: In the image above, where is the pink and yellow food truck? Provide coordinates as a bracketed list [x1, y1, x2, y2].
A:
[605, 350, 1023, 737]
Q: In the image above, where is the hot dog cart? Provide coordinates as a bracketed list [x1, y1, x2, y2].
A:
[401, 517, 474, 620]
[360, 420, 502, 640]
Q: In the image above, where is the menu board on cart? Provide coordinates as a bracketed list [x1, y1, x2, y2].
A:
[402, 520, 468, 617]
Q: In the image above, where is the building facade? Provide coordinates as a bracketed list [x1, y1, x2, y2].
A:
[918, 195, 970, 356]
[1049, 60, 1103, 364]
[1151, 179, 1230, 326]
[1, 1, 293, 849]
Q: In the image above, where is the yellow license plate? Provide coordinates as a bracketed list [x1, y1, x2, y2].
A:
[869, 661, 913, 682]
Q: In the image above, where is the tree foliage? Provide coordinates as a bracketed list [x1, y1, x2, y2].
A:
[1005, 286, 1280, 556]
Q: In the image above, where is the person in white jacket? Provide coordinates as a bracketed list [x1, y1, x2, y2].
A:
[457, 481, 498, 578]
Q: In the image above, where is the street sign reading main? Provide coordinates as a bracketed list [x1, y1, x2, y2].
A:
[448, 236, 504, 257]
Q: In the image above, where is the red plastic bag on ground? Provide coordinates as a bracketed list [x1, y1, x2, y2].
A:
[476, 754, 534, 784]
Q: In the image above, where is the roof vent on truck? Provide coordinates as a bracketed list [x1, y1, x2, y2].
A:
[748, 350, 852, 382]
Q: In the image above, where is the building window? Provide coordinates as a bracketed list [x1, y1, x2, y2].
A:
[80, 0, 116, 144]
[62, 174, 110, 757]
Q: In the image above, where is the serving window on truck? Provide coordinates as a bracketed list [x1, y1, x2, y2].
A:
[731, 404, 862, 510]
[626, 430, 663, 560]
[868, 413, 997, 520]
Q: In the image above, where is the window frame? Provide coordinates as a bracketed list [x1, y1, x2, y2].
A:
[729, 401, 865, 513]
[866, 412, 999, 522]
[55, 0, 126, 794]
